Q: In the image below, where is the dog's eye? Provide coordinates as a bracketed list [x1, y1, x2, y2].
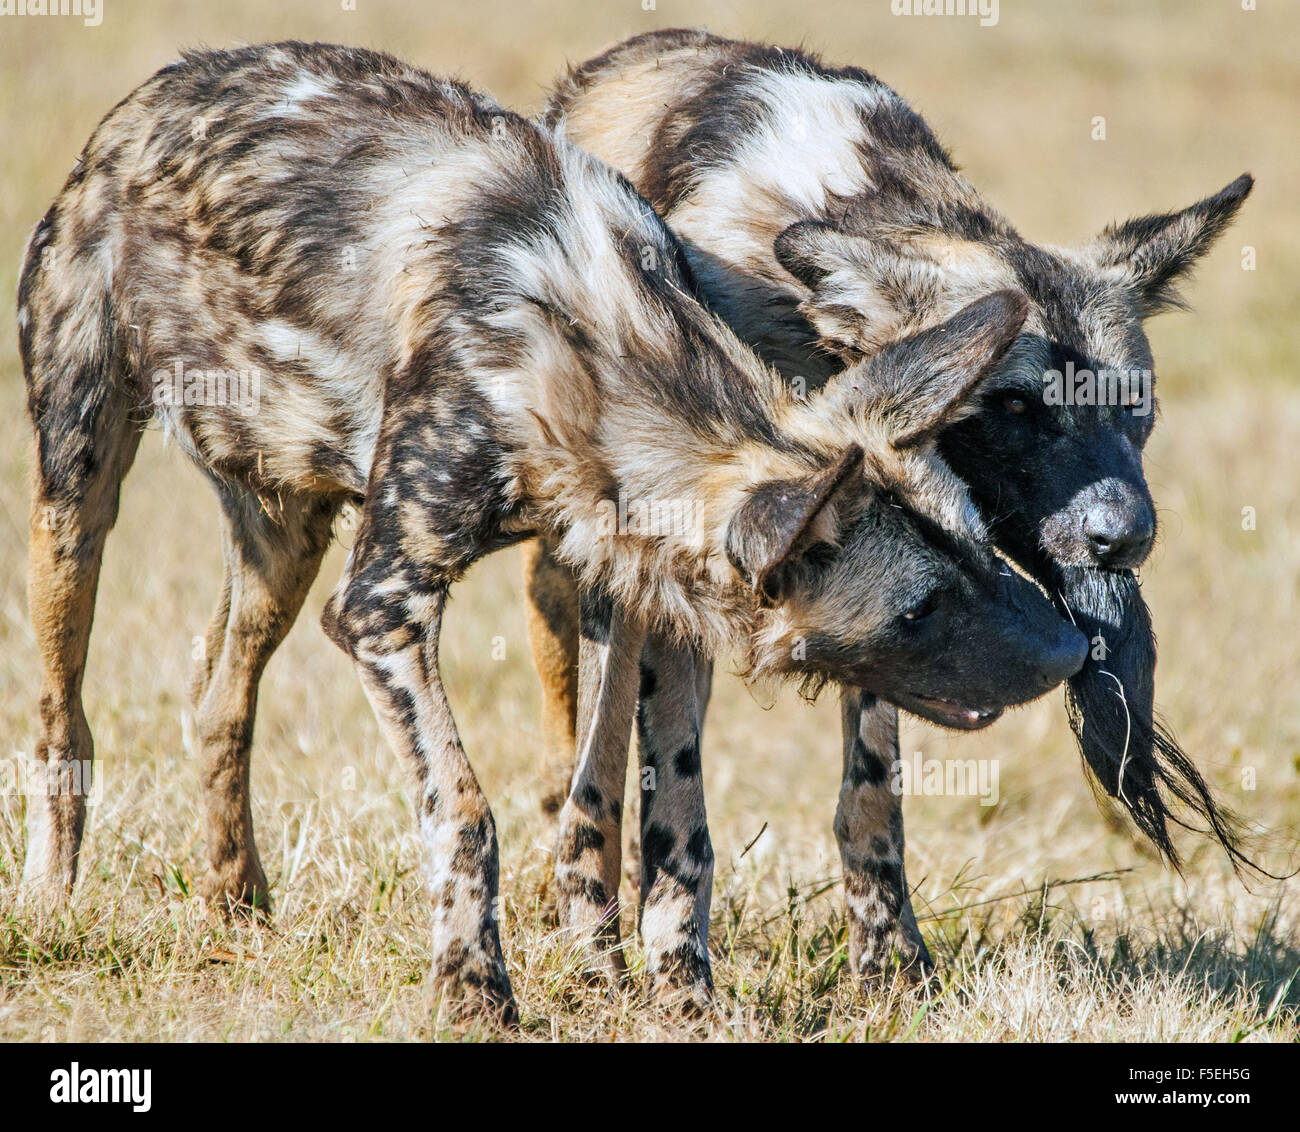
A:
[902, 593, 937, 624]
[1001, 394, 1029, 415]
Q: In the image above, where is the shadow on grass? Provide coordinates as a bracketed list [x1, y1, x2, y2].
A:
[1069, 902, 1300, 1035]
[716, 868, 1299, 1040]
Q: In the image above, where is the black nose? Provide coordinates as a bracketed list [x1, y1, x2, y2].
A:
[1082, 505, 1154, 568]
[1039, 625, 1089, 688]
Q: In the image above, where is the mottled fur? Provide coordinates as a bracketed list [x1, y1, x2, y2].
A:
[536, 28, 1256, 985]
[17, 42, 1082, 1021]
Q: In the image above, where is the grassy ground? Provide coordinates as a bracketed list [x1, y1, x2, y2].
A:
[0, 0, 1297, 1041]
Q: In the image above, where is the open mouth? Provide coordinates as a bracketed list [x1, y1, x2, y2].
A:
[902, 694, 1004, 731]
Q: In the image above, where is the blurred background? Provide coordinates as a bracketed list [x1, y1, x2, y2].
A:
[0, 0, 1296, 1039]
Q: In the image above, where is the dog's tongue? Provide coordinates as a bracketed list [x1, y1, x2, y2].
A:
[932, 701, 1001, 729]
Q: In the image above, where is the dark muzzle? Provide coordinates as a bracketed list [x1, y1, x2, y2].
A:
[1081, 493, 1155, 568]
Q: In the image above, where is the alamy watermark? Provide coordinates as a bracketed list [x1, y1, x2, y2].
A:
[595, 490, 705, 542]
[891, 0, 999, 28]
[892, 751, 1000, 806]
[50, 1063, 150, 1112]
[1, 752, 102, 805]
[1042, 362, 1152, 416]
[152, 359, 261, 413]
[0, 0, 102, 27]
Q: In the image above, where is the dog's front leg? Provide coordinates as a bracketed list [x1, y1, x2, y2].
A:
[326, 568, 516, 1027]
[635, 629, 714, 1012]
[835, 690, 933, 984]
[554, 588, 644, 988]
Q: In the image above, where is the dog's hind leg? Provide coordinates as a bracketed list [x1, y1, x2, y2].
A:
[20, 214, 142, 895]
[24, 414, 141, 895]
[520, 537, 580, 817]
[193, 487, 336, 913]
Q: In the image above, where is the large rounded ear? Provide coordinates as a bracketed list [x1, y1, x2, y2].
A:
[773, 220, 943, 359]
[1087, 173, 1253, 316]
[725, 445, 864, 604]
[868, 289, 1029, 449]
[774, 219, 866, 290]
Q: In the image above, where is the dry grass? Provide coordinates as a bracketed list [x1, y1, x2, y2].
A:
[1, 0, 1297, 1041]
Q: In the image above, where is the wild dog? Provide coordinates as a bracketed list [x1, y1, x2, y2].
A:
[536, 28, 1257, 986]
[17, 42, 1085, 1021]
